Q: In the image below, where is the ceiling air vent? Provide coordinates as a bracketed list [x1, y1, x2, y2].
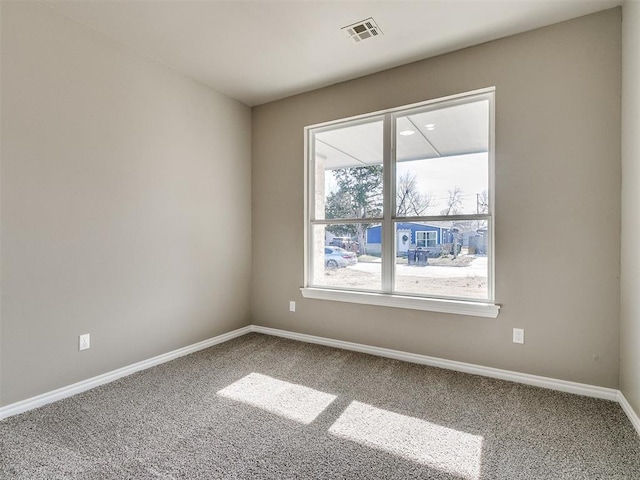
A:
[342, 17, 383, 43]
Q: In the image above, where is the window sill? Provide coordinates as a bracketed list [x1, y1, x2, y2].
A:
[300, 287, 500, 318]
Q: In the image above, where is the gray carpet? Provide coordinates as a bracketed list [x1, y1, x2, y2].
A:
[1, 333, 639, 479]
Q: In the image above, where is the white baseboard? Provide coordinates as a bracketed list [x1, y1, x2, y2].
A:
[0, 326, 251, 421]
[2, 322, 637, 439]
[250, 325, 620, 402]
[618, 391, 640, 437]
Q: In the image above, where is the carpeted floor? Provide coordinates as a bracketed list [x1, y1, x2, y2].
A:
[1, 333, 639, 479]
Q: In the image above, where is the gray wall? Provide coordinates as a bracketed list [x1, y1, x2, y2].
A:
[252, 9, 622, 388]
[0, 2, 252, 406]
[621, 0, 640, 416]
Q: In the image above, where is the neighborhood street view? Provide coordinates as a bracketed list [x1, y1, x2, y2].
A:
[313, 150, 490, 300]
[318, 250, 488, 300]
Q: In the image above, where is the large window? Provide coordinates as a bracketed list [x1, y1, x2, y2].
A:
[303, 88, 498, 317]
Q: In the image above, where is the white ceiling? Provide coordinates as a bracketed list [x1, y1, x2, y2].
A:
[44, 0, 621, 106]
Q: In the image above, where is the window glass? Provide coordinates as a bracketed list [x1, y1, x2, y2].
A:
[310, 223, 382, 291]
[313, 119, 384, 221]
[394, 220, 489, 300]
[396, 101, 489, 217]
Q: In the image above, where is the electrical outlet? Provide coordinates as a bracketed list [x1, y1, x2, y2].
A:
[513, 328, 524, 344]
[79, 333, 91, 351]
[289, 301, 296, 312]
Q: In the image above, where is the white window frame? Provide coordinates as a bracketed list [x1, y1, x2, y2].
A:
[301, 88, 499, 318]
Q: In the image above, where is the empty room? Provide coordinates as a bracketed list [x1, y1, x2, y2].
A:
[1, 0, 640, 478]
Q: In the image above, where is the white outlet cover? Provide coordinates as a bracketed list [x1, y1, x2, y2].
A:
[289, 301, 296, 312]
[79, 333, 91, 351]
[513, 328, 524, 344]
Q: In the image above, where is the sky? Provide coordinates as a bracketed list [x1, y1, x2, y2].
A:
[396, 152, 488, 215]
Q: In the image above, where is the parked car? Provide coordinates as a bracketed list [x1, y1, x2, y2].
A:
[325, 247, 357, 268]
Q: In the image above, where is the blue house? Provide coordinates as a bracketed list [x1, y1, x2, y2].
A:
[366, 222, 454, 256]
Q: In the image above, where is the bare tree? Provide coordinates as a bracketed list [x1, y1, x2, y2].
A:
[396, 172, 431, 217]
[440, 186, 463, 216]
[476, 190, 489, 214]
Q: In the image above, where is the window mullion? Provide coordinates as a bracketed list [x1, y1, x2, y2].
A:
[381, 113, 394, 293]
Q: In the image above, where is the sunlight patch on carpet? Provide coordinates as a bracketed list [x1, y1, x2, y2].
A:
[217, 373, 337, 424]
[328, 401, 483, 479]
